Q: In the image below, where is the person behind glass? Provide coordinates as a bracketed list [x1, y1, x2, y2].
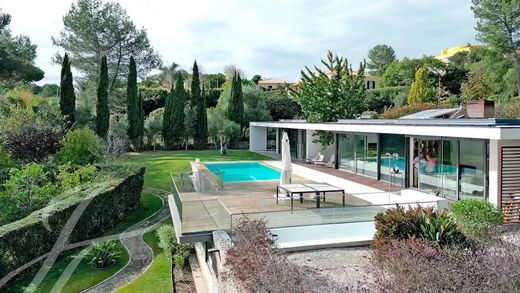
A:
[425, 153, 437, 173]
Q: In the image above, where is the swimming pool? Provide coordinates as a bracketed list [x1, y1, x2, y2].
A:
[204, 162, 280, 183]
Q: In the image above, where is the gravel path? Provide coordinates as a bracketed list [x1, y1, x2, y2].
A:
[83, 188, 171, 293]
[286, 247, 373, 291]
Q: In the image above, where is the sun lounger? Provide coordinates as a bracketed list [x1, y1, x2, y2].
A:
[311, 154, 325, 165]
[316, 154, 335, 168]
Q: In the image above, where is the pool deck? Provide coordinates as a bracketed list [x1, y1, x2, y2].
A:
[175, 160, 446, 235]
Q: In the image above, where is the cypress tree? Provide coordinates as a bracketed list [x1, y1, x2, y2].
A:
[192, 61, 207, 150]
[227, 72, 244, 127]
[174, 74, 187, 149]
[163, 82, 175, 150]
[126, 56, 142, 150]
[60, 53, 76, 125]
[96, 55, 109, 138]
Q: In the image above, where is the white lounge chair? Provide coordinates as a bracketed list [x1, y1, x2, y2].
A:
[316, 154, 335, 167]
[311, 154, 325, 165]
[305, 152, 321, 163]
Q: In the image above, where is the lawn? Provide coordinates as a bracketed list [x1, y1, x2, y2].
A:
[117, 219, 173, 293]
[4, 192, 162, 293]
[5, 241, 129, 293]
[120, 149, 272, 191]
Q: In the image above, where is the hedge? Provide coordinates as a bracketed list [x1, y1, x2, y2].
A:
[0, 165, 144, 279]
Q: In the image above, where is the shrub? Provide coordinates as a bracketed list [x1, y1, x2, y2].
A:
[0, 165, 144, 279]
[449, 199, 503, 241]
[0, 163, 58, 225]
[57, 128, 103, 165]
[364, 86, 408, 113]
[156, 224, 192, 268]
[144, 108, 164, 150]
[88, 240, 121, 269]
[496, 101, 520, 118]
[379, 102, 450, 119]
[374, 205, 465, 247]
[0, 145, 14, 168]
[103, 114, 129, 160]
[223, 217, 341, 292]
[265, 89, 302, 121]
[1, 106, 66, 163]
[57, 164, 97, 192]
[365, 239, 520, 293]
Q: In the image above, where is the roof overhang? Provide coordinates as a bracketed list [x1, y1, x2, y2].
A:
[250, 120, 520, 140]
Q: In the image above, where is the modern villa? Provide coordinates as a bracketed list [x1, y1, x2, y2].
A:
[249, 117, 520, 222]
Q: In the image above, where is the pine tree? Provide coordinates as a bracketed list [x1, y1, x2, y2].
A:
[126, 56, 142, 150]
[192, 61, 207, 150]
[96, 55, 109, 138]
[60, 53, 76, 125]
[163, 82, 175, 150]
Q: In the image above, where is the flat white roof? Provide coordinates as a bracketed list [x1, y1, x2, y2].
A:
[250, 119, 520, 140]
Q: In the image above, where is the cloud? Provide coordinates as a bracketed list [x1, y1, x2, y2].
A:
[2, 0, 477, 84]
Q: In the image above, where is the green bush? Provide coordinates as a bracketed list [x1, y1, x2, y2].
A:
[373, 205, 422, 248]
[88, 240, 121, 269]
[374, 206, 466, 247]
[57, 128, 103, 165]
[157, 224, 192, 268]
[0, 163, 59, 225]
[0, 165, 144, 279]
[365, 86, 408, 113]
[379, 102, 450, 119]
[57, 164, 97, 191]
[449, 199, 503, 241]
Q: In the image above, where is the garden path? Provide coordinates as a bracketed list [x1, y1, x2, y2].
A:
[83, 187, 171, 293]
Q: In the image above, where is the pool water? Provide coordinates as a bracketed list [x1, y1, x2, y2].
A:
[204, 162, 280, 182]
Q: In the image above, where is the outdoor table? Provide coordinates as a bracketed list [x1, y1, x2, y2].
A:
[276, 183, 345, 210]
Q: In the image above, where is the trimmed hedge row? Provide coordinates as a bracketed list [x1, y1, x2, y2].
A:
[0, 165, 144, 279]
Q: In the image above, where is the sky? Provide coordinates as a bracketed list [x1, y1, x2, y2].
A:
[2, 0, 478, 85]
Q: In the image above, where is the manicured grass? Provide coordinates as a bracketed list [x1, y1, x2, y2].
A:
[4, 192, 163, 293]
[5, 241, 129, 293]
[120, 149, 272, 191]
[117, 219, 173, 293]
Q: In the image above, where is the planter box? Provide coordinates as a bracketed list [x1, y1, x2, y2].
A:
[466, 100, 495, 118]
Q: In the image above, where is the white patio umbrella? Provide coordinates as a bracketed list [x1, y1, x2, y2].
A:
[280, 132, 293, 185]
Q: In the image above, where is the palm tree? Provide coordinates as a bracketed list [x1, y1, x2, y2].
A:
[159, 62, 179, 89]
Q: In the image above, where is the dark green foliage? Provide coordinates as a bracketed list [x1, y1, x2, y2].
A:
[265, 89, 302, 121]
[0, 9, 44, 84]
[365, 86, 409, 113]
[192, 61, 207, 150]
[251, 74, 262, 84]
[449, 199, 503, 240]
[1, 106, 66, 163]
[139, 86, 167, 116]
[157, 224, 192, 267]
[374, 206, 466, 248]
[88, 239, 121, 269]
[0, 165, 144, 279]
[367, 44, 396, 76]
[59, 53, 76, 124]
[205, 73, 226, 89]
[379, 56, 443, 87]
[96, 55, 109, 138]
[206, 88, 222, 108]
[126, 56, 143, 150]
[227, 72, 244, 127]
[57, 128, 103, 165]
[163, 74, 185, 150]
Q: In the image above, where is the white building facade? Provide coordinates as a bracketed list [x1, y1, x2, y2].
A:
[250, 119, 520, 221]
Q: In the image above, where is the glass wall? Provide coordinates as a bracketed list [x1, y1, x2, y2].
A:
[440, 140, 458, 200]
[279, 128, 306, 160]
[379, 134, 406, 187]
[338, 133, 378, 179]
[411, 137, 488, 200]
[339, 134, 356, 172]
[459, 140, 487, 199]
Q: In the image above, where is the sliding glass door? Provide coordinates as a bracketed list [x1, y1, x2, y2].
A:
[338, 133, 378, 179]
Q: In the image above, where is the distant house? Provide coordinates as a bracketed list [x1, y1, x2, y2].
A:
[325, 70, 379, 89]
[436, 44, 481, 62]
[257, 78, 297, 91]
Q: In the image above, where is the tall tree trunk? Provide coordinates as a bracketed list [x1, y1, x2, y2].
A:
[511, 53, 520, 97]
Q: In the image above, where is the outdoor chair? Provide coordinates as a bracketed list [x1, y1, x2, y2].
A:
[311, 154, 325, 165]
[316, 154, 335, 168]
[305, 152, 322, 163]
